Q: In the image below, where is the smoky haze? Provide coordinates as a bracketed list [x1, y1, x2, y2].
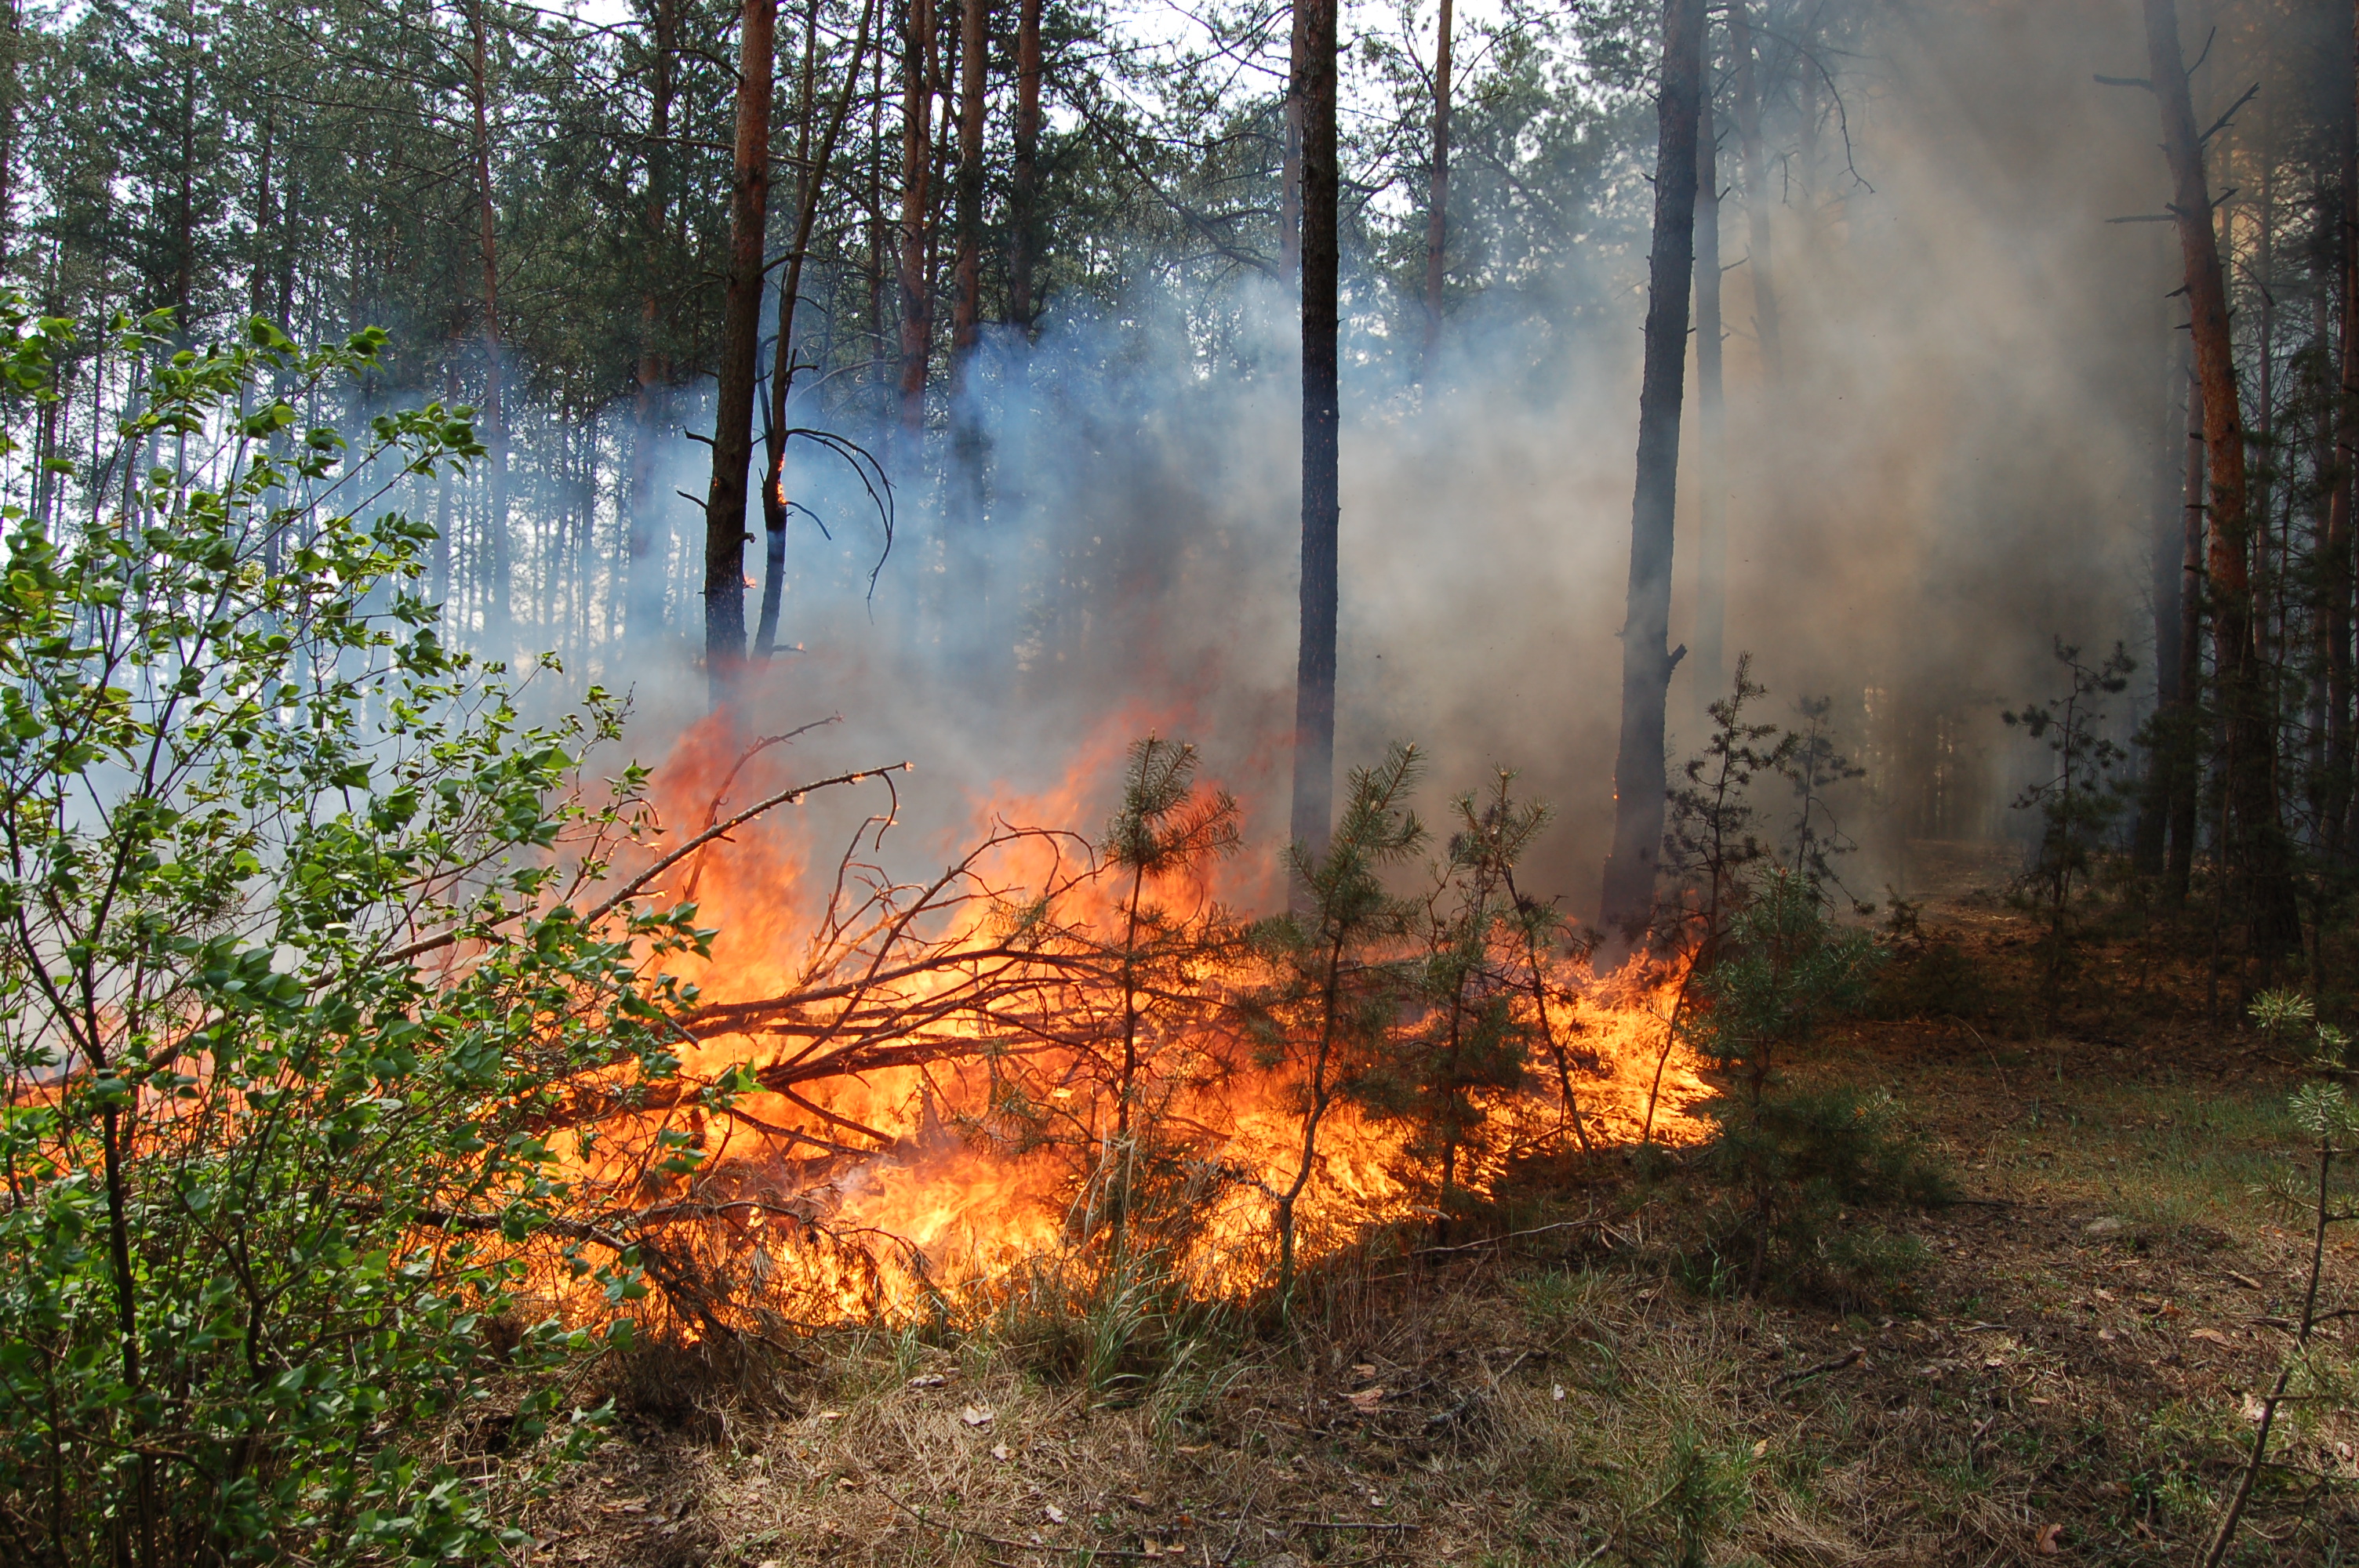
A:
[589, 0, 2179, 925]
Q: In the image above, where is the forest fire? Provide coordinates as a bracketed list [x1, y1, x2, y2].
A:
[548, 716, 1714, 1334]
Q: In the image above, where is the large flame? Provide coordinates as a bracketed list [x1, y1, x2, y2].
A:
[540, 714, 1711, 1333]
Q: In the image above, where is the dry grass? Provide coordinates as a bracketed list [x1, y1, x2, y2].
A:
[521, 867, 2359, 1568]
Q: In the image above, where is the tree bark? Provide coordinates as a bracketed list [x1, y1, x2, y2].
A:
[1725, 0, 1781, 382]
[701, 0, 776, 709]
[627, 0, 678, 644]
[757, 0, 874, 661]
[1692, 71, 1725, 730]
[468, 0, 510, 659]
[2135, 345, 2187, 877]
[2328, 2, 2357, 861]
[946, 0, 990, 517]
[2168, 368, 2205, 902]
[1280, 2, 1306, 277]
[951, 0, 987, 361]
[1287, 0, 1339, 867]
[2145, 0, 2299, 950]
[1419, 0, 1452, 372]
[898, 0, 936, 435]
[1598, 0, 1706, 939]
[1009, 0, 1042, 331]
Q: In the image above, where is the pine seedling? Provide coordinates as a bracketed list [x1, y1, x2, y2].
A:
[1242, 742, 1426, 1317]
[2199, 990, 2358, 1566]
[1355, 771, 1550, 1238]
[2004, 638, 2135, 1028]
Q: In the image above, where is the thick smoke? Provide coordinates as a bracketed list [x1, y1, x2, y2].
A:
[583, 0, 2182, 922]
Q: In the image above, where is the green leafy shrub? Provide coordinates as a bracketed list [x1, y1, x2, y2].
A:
[0, 307, 698, 1563]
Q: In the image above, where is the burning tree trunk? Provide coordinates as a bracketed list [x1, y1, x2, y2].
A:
[1726, 0, 1781, 383]
[1009, 0, 1042, 332]
[1419, 0, 1452, 372]
[467, 0, 511, 659]
[700, 0, 776, 709]
[1287, 0, 1339, 864]
[1692, 73, 1726, 729]
[898, 0, 936, 436]
[1598, 0, 1706, 941]
[2144, 0, 2301, 952]
[628, 0, 678, 644]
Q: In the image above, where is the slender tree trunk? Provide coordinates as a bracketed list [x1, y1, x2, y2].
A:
[898, 0, 936, 435]
[1419, 0, 1452, 372]
[1286, 0, 1339, 868]
[702, 0, 777, 709]
[869, 34, 889, 411]
[628, 0, 678, 644]
[758, 0, 874, 659]
[0, 0, 19, 273]
[946, 0, 989, 517]
[1009, 0, 1041, 332]
[1598, 0, 1706, 939]
[469, 0, 511, 659]
[1726, 0, 1781, 382]
[1692, 74, 1726, 730]
[2328, 5, 2357, 861]
[1280, 2, 1306, 277]
[951, 0, 987, 360]
[2169, 368, 2205, 902]
[173, 24, 195, 325]
[2137, 343, 2188, 876]
[2146, 0, 2299, 951]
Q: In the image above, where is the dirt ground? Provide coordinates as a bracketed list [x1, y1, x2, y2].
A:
[521, 850, 2358, 1567]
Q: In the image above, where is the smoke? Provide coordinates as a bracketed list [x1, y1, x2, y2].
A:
[585, 0, 2183, 923]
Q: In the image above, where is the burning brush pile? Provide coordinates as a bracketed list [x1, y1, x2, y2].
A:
[544, 724, 1709, 1341]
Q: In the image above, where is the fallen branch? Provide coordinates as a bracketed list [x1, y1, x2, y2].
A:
[1768, 1346, 1863, 1391]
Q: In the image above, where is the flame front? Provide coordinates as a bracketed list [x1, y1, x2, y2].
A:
[540, 719, 1712, 1334]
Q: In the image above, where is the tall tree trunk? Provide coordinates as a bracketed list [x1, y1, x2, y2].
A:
[627, 0, 678, 644]
[1009, 0, 1041, 331]
[951, 0, 987, 361]
[0, 0, 18, 273]
[2146, 0, 2299, 950]
[898, 0, 936, 435]
[1419, 0, 1452, 372]
[248, 107, 273, 321]
[870, 34, 889, 411]
[2328, 2, 2357, 862]
[1598, 0, 1706, 939]
[173, 14, 196, 326]
[1692, 73, 1725, 730]
[757, 0, 874, 660]
[946, 0, 989, 517]
[1725, 0, 1781, 382]
[468, 0, 510, 659]
[1286, 0, 1339, 866]
[702, 0, 777, 709]
[2136, 342, 2187, 876]
[1280, 2, 1305, 277]
[2168, 368, 2205, 902]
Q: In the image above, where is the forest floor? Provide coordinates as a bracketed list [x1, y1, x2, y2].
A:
[525, 848, 2359, 1567]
